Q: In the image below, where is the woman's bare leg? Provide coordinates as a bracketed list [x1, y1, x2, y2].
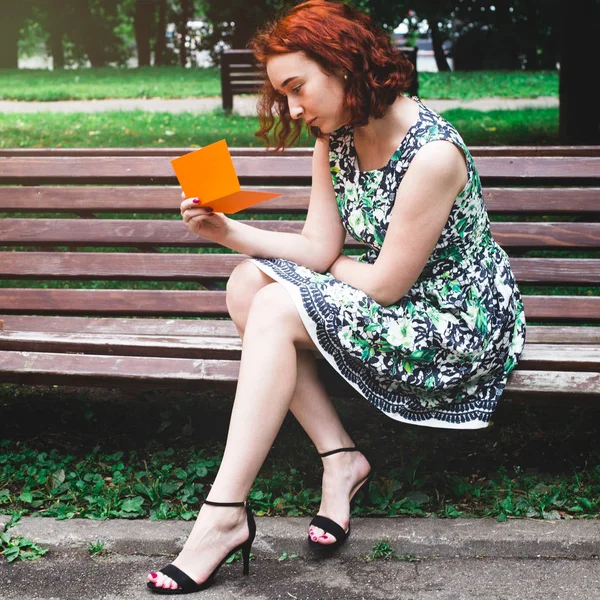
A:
[225, 263, 370, 544]
[149, 264, 370, 589]
[150, 281, 324, 589]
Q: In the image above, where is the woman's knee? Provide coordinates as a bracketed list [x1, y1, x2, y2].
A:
[226, 261, 273, 326]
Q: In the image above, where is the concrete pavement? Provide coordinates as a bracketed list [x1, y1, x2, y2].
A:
[0, 96, 559, 116]
[1, 516, 598, 599]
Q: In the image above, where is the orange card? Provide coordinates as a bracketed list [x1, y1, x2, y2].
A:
[170, 139, 281, 214]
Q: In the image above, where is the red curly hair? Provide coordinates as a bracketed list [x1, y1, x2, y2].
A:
[249, 0, 414, 151]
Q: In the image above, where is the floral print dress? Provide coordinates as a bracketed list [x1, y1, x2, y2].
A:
[250, 98, 526, 430]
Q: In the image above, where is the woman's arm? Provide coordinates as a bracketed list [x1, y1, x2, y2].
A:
[329, 141, 468, 306]
[181, 138, 345, 272]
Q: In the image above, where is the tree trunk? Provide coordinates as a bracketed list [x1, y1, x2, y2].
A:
[429, 18, 451, 72]
[179, 0, 190, 67]
[48, 28, 65, 69]
[155, 0, 167, 65]
[134, 0, 155, 67]
[0, 22, 19, 68]
[559, 0, 599, 143]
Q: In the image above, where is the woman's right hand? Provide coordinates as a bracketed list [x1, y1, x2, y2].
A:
[180, 192, 229, 243]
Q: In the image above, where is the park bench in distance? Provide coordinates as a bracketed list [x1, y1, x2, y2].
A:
[0, 147, 599, 401]
[220, 47, 419, 112]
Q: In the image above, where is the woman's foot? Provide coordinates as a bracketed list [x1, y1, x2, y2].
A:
[147, 503, 250, 591]
[309, 450, 371, 546]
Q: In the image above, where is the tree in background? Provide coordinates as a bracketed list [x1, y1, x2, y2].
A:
[558, 0, 599, 143]
[134, 0, 156, 66]
[0, 0, 33, 68]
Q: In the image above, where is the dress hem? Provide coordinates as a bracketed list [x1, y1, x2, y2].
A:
[248, 258, 492, 431]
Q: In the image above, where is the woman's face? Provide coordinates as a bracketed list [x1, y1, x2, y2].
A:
[266, 51, 349, 134]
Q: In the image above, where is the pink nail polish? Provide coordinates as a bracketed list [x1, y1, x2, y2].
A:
[150, 572, 157, 578]
[192, 198, 200, 204]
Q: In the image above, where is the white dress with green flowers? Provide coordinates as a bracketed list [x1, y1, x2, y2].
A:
[250, 99, 526, 430]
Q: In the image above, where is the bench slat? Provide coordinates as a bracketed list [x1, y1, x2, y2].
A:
[1, 252, 599, 284]
[0, 350, 240, 388]
[1, 186, 599, 214]
[2, 156, 600, 184]
[0, 349, 597, 395]
[1, 316, 596, 345]
[0, 330, 242, 359]
[0, 329, 597, 369]
[2, 219, 600, 250]
[0, 289, 598, 320]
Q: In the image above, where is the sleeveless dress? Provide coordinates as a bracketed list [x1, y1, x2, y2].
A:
[249, 98, 526, 430]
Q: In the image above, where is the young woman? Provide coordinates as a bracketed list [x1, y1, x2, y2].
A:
[147, 0, 526, 594]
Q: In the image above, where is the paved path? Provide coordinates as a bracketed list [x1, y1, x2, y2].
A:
[0, 96, 559, 116]
[1, 516, 598, 599]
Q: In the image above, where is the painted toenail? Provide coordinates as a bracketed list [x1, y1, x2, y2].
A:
[150, 572, 157, 578]
[312, 536, 318, 541]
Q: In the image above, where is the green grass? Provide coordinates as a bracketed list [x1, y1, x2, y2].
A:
[0, 67, 221, 101]
[419, 70, 558, 99]
[0, 389, 598, 523]
[0, 68, 558, 102]
[0, 108, 560, 148]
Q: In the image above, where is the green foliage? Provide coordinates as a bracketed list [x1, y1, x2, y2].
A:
[88, 539, 106, 556]
[0, 438, 598, 522]
[278, 552, 299, 561]
[369, 541, 396, 560]
[0, 514, 48, 563]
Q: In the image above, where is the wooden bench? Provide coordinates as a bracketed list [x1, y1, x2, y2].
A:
[0, 147, 599, 401]
[220, 47, 419, 112]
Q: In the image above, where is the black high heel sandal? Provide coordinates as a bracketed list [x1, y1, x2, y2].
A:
[147, 500, 256, 595]
[308, 446, 371, 551]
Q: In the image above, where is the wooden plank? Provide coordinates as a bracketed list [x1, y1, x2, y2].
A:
[1, 147, 598, 158]
[0, 289, 598, 320]
[3, 219, 600, 250]
[0, 315, 239, 336]
[2, 253, 599, 284]
[0, 316, 597, 345]
[1, 186, 598, 215]
[0, 349, 597, 395]
[2, 156, 599, 184]
[517, 344, 600, 371]
[0, 289, 227, 316]
[0, 330, 242, 359]
[524, 326, 600, 344]
[0, 350, 240, 388]
[509, 258, 600, 284]
[522, 296, 600, 320]
[506, 370, 600, 395]
[0, 315, 597, 344]
[1, 328, 598, 370]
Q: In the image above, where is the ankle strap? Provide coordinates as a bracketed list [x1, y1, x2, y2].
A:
[319, 446, 360, 458]
[204, 500, 246, 507]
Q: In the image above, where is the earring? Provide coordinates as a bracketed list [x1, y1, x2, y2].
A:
[343, 73, 348, 81]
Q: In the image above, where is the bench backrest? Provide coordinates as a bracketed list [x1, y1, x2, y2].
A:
[1, 150, 599, 327]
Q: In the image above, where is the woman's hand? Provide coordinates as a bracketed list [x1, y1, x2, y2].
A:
[180, 192, 229, 244]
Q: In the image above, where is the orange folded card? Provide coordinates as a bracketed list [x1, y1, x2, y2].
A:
[170, 139, 281, 214]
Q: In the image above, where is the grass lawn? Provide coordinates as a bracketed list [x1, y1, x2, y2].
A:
[0, 68, 558, 101]
[0, 107, 561, 148]
[0, 67, 221, 101]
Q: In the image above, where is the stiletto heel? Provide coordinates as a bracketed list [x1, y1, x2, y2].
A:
[308, 446, 371, 551]
[147, 500, 256, 595]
